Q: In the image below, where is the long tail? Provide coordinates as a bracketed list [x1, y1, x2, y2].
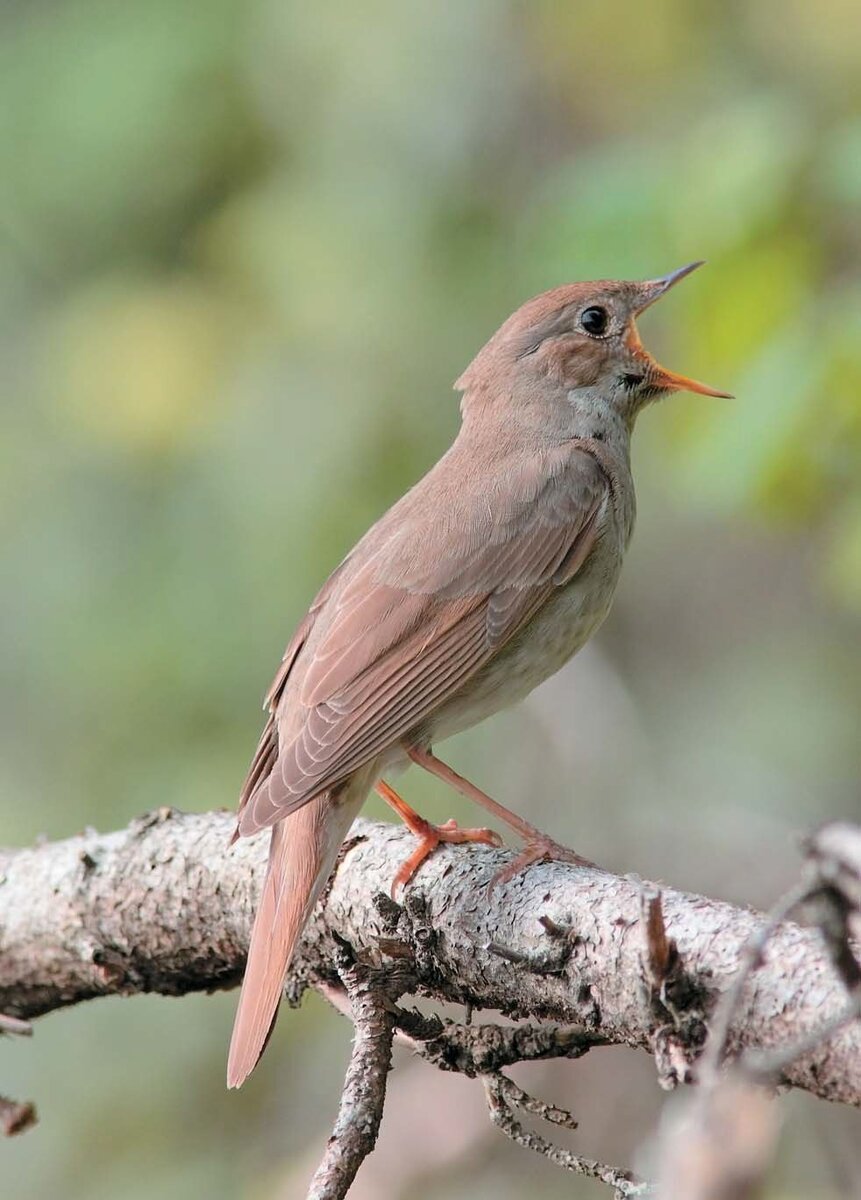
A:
[227, 789, 359, 1088]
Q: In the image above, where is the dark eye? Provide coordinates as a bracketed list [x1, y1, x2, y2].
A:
[580, 306, 609, 337]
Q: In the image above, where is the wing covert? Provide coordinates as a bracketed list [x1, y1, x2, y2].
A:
[239, 445, 609, 835]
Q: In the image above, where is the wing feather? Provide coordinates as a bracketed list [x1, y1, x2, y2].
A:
[238, 445, 610, 836]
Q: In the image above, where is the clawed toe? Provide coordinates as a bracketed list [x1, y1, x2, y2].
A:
[490, 836, 595, 890]
[378, 771, 591, 899]
[391, 819, 503, 897]
[436, 819, 503, 848]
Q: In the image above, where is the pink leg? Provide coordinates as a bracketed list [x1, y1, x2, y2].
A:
[407, 746, 595, 886]
[376, 779, 502, 897]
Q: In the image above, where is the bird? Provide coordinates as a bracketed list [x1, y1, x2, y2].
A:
[226, 261, 730, 1088]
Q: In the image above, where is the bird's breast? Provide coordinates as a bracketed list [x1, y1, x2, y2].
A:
[425, 534, 624, 744]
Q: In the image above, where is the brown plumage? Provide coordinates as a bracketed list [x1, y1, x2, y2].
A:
[227, 264, 730, 1088]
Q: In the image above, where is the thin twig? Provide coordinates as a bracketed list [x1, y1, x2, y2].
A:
[654, 823, 861, 1200]
[0, 1013, 33, 1037]
[482, 1074, 652, 1197]
[700, 822, 861, 1087]
[318, 976, 607, 1075]
[654, 1075, 779, 1200]
[495, 1072, 579, 1131]
[306, 956, 397, 1200]
[697, 880, 810, 1085]
[0, 1015, 36, 1136]
[316, 977, 631, 1184]
[803, 821, 861, 911]
[485, 938, 572, 974]
[742, 993, 861, 1080]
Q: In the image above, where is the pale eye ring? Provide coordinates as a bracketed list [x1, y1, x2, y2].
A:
[580, 306, 609, 337]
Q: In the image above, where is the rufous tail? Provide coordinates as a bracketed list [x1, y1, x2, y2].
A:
[227, 791, 356, 1088]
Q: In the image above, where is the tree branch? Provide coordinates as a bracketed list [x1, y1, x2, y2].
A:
[1, 808, 859, 1111]
[306, 948, 397, 1200]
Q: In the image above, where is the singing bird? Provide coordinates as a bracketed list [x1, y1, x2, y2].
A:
[227, 262, 730, 1087]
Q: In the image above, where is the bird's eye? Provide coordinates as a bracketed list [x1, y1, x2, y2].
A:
[580, 306, 609, 337]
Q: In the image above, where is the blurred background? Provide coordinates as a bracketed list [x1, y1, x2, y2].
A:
[2, 1, 861, 1196]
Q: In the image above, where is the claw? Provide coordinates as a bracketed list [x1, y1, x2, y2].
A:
[490, 835, 594, 891]
[391, 817, 502, 897]
[376, 779, 502, 897]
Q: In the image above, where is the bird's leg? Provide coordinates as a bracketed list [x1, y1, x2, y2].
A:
[407, 746, 595, 886]
[375, 779, 502, 897]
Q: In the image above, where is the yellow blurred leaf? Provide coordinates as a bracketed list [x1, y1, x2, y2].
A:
[47, 276, 242, 454]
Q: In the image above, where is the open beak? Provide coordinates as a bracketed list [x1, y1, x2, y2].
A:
[644, 366, 733, 399]
[631, 262, 733, 399]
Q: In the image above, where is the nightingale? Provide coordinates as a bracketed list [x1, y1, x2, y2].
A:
[227, 262, 730, 1088]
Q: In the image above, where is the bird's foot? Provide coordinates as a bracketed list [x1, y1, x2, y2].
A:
[490, 832, 595, 890]
[376, 779, 502, 896]
[392, 816, 502, 897]
[403, 748, 596, 890]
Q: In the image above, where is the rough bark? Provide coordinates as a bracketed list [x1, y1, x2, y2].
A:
[1, 807, 859, 1108]
[306, 955, 397, 1200]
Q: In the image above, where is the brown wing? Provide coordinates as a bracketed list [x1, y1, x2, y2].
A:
[235, 557, 352, 819]
[238, 446, 609, 836]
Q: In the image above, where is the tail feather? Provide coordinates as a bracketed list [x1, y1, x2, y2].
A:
[227, 790, 358, 1088]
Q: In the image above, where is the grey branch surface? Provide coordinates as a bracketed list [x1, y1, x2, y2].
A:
[1, 808, 860, 1108]
[306, 955, 397, 1200]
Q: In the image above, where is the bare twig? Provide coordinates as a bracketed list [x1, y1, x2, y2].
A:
[397, 1011, 607, 1074]
[697, 880, 810, 1086]
[735, 827, 861, 1084]
[653, 1077, 779, 1200]
[320, 975, 602, 1073]
[803, 821, 861, 911]
[700, 821, 861, 1090]
[485, 936, 572, 974]
[0, 1012, 36, 1136]
[317, 976, 629, 1193]
[652, 821, 861, 1200]
[742, 994, 861, 1079]
[306, 953, 397, 1200]
[482, 1074, 651, 1197]
[800, 823, 861, 997]
[494, 1072, 579, 1131]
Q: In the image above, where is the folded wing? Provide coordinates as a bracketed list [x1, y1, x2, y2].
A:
[238, 446, 609, 835]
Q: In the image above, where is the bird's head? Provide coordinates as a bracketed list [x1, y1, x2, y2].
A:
[457, 263, 731, 427]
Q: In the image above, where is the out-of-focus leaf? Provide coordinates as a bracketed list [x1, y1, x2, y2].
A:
[46, 276, 244, 454]
[0, 0, 254, 268]
[672, 95, 809, 251]
[668, 323, 820, 514]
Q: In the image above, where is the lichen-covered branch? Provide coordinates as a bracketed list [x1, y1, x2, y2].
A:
[1, 808, 860, 1111]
